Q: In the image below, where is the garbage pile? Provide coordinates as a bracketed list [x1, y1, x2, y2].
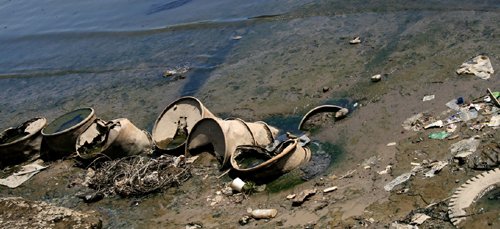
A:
[390, 88, 499, 227]
[1, 96, 350, 196]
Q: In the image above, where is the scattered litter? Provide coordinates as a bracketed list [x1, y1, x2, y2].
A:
[335, 108, 349, 119]
[185, 223, 203, 229]
[411, 213, 431, 225]
[450, 137, 480, 159]
[0, 160, 47, 188]
[378, 165, 392, 175]
[487, 114, 500, 127]
[371, 74, 382, 82]
[458, 108, 478, 122]
[230, 177, 246, 192]
[445, 99, 462, 111]
[387, 142, 397, 146]
[87, 155, 190, 197]
[384, 172, 412, 191]
[349, 36, 361, 44]
[286, 194, 296, 199]
[364, 165, 371, 169]
[456, 55, 494, 80]
[402, 113, 433, 131]
[424, 161, 448, 177]
[428, 131, 450, 140]
[422, 95, 435, 102]
[339, 169, 356, 179]
[250, 209, 278, 219]
[239, 215, 251, 225]
[323, 186, 338, 193]
[446, 123, 457, 133]
[487, 88, 500, 107]
[424, 120, 443, 129]
[410, 162, 420, 166]
[390, 222, 418, 229]
[292, 189, 317, 206]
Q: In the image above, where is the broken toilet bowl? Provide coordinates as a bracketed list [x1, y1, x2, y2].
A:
[41, 108, 96, 159]
[152, 96, 216, 154]
[0, 117, 47, 168]
[230, 139, 311, 181]
[186, 118, 279, 168]
[76, 118, 153, 160]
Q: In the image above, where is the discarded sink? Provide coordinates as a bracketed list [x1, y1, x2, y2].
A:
[152, 96, 216, 154]
[186, 118, 279, 168]
[230, 139, 311, 181]
[0, 117, 47, 168]
[41, 108, 96, 159]
[76, 118, 153, 160]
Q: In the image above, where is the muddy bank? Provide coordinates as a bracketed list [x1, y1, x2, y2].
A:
[1, 2, 499, 229]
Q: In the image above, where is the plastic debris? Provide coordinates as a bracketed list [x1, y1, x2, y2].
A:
[424, 161, 448, 177]
[445, 99, 461, 111]
[456, 55, 494, 80]
[0, 160, 47, 188]
[387, 142, 397, 146]
[411, 213, 431, 225]
[428, 131, 450, 140]
[402, 113, 434, 131]
[450, 137, 480, 159]
[488, 114, 500, 127]
[349, 36, 361, 44]
[446, 123, 458, 133]
[378, 165, 392, 175]
[323, 186, 338, 193]
[422, 95, 435, 101]
[250, 209, 278, 219]
[384, 172, 412, 191]
[230, 177, 246, 192]
[487, 88, 500, 107]
[424, 120, 443, 129]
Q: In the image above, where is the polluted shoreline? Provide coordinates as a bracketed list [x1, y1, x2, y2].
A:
[1, 1, 500, 228]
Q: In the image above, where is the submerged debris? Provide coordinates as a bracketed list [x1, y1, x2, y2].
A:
[88, 155, 190, 197]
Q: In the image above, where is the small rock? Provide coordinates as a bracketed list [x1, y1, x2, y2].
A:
[371, 74, 382, 82]
[322, 87, 330, 93]
[239, 215, 251, 225]
[292, 189, 317, 206]
[286, 194, 296, 199]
